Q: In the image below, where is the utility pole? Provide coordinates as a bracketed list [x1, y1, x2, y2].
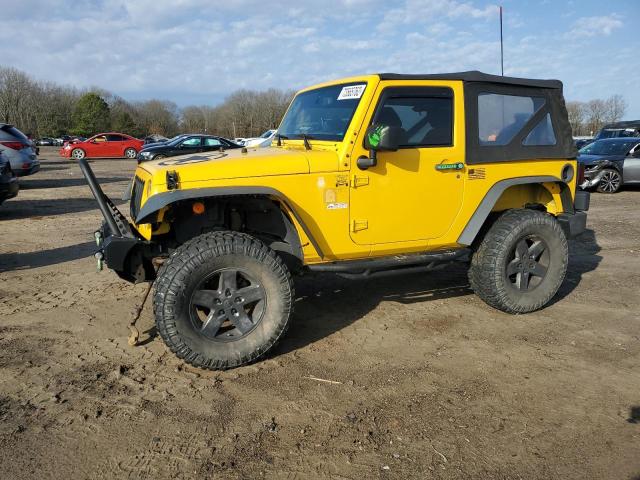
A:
[499, 5, 504, 76]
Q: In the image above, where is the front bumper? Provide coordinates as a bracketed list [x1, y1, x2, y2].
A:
[78, 158, 159, 283]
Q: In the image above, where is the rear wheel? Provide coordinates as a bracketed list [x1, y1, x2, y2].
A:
[71, 148, 85, 160]
[596, 169, 621, 193]
[154, 231, 294, 370]
[124, 147, 137, 159]
[469, 209, 568, 314]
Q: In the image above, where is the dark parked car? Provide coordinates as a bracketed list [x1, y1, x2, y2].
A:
[594, 120, 640, 140]
[143, 134, 169, 145]
[136, 134, 242, 162]
[0, 152, 19, 206]
[0, 123, 40, 176]
[36, 137, 55, 146]
[574, 137, 593, 149]
[578, 138, 640, 193]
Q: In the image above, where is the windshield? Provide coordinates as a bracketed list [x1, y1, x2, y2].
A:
[278, 83, 366, 141]
[260, 130, 274, 139]
[579, 140, 638, 156]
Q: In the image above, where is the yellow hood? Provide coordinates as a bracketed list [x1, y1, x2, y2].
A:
[140, 147, 312, 185]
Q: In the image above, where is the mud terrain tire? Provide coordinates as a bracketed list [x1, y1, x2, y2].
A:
[469, 209, 568, 314]
[154, 231, 294, 370]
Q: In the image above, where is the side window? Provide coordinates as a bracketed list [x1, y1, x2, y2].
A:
[94, 135, 107, 142]
[478, 93, 545, 145]
[180, 137, 201, 148]
[204, 137, 221, 147]
[373, 94, 453, 147]
[107, 134, 124, 142]
[523, 113, 556, 146]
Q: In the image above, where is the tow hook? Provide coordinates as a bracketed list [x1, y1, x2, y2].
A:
[94, 230, 103, 247]
[95, 251, 104, 272]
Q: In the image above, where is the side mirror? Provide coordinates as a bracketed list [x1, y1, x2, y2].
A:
[357, 125, 402, 170]
[364, 124, 402, 152]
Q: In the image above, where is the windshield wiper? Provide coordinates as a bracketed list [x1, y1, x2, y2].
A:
[300, 134, 312, 150]
[276, 133, 288, 146]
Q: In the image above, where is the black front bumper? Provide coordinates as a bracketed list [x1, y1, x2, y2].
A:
[78, 158, 158, 283]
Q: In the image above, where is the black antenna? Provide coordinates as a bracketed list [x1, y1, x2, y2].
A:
[499, 6, 504, 76]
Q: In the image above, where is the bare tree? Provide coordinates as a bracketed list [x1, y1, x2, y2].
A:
[566, 101, 586, 136]
[604, 94, 627, 124]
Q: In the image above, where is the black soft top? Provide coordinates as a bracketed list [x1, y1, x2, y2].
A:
[378, 71, 563, 90]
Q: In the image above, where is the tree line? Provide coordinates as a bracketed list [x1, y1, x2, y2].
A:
[566, 95, 628, 137]
[0, 65, 630, 140]
[0, 66, 294, 139]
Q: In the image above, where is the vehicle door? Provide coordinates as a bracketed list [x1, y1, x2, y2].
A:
[87, 135, 108, 157]
[624, 142, 640, 182]
[202, 137, 222, 152]
[106, 134, 126, 157]
[174, 136, 203, 155]
[349, 83, 465, 245]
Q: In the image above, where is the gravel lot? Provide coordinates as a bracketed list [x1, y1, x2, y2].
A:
[1, 146, 639, 479]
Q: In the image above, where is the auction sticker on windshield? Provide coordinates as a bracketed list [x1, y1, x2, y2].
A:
[337, 84, 366, 100]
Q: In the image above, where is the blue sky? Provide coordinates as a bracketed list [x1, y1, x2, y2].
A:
[3, 0, 639, 117]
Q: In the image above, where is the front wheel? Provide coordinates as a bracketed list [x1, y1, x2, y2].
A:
[154, 231, 294, 370]
[124, 148, 137, 159]
[71, 148, 85, 160]
[469, 209, 568, 314]
[596, 169, 622, 193]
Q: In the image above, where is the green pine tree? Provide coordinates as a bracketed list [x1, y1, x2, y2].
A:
[111, 110, 140, 136]
[71, 92, 111, 136]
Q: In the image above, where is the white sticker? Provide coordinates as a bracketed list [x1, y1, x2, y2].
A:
[327, 202, 348, 210]
[337, 85, 366, 100]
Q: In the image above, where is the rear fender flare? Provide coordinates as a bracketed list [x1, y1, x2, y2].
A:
[458, 176, 570, 246]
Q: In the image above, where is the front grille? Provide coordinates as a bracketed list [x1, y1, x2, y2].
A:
[130, 176, 145, 221]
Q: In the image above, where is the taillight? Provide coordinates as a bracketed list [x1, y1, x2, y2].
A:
[577, 163, 585, 185]
[0, 141, 26, 150]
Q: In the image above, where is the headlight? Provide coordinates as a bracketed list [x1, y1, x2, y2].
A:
[64, 145, 71, 150]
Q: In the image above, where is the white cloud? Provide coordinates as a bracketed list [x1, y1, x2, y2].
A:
[567, 14, 623, 38]
[0, 0, 638, 117]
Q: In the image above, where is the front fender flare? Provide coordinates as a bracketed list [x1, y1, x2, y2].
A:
[136, 186, 324, 259]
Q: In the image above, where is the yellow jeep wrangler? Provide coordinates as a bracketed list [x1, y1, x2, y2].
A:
[81, 71, 590, 370]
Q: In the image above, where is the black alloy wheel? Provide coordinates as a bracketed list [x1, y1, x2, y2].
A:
[504, 235, 549, 291]
[190, 268, 266, 341]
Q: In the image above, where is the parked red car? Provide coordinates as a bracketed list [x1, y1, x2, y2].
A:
[59, 133, 143, 159]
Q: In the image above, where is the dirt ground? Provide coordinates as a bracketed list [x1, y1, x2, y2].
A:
[0, 146, 638, 479]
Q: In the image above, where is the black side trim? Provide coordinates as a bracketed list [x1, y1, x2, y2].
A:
[308, 248, 469, 274]
[458, 176, 560, 245]
[136, 186, 324, 259]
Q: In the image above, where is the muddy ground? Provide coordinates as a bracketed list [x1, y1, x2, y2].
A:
[0, 146, 638, 479]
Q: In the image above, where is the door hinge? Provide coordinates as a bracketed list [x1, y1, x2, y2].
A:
[351, 219, 368, 232]
[352, 174, 369, 188]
